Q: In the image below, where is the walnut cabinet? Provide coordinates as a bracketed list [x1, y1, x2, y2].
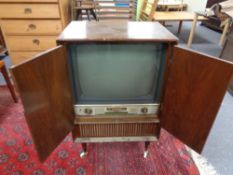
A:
[11, 21, 233, 162]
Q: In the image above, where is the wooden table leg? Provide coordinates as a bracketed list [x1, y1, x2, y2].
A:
[178, 21, 183, 34]
[0, 64, 18, 103]
[90, 9, 98, 21]
[76, 9, 82, 20]
[219, 18, 230, 46]
[187, 13, 198, 48]
[86, 10, 91, 21]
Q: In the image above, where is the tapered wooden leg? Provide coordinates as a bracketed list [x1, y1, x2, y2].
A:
[219, 18, 230, 46]
[82, 143, 87, 152]
[144, 141, 150, 158]
[80, 143, 88, 158]
[90, 9, 98, 21]
[1, 64, 18, 103]
[187, 13, 198, 48]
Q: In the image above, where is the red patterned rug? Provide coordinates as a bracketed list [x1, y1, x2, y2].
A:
[0, 86, 200, 175]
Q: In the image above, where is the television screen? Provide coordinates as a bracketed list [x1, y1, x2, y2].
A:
[68, 43, 167, 104]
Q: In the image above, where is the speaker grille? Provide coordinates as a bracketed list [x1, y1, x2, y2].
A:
[76, 123, 158, 137]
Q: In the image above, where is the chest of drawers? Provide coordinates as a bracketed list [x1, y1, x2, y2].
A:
[0, 0, 70, 65]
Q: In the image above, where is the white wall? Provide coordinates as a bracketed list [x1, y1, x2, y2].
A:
[183, 0, 208, 12]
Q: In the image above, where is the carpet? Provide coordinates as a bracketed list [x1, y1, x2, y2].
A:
[0, 86, 200, 175]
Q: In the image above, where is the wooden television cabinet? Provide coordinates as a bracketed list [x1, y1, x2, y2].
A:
[11, 21, 233, 162]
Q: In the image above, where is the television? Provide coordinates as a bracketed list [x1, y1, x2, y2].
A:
[12, 21, 232, 162]
[57, 22, 178, 158]
[68, 43, 167, 116]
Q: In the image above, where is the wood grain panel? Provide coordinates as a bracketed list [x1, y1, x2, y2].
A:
[0, 4, 60, 18]
[57, 21, 178, 43]
[10, 51, 41, 65]
[161, 46, 233, 153]
[11, 46, 74, 162]
[7, 36, 57, 51]
[2, 20, 62, 35]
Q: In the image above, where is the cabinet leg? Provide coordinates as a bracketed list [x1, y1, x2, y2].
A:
[79, 143, 88, 158]
[144, 141, 150, 158]
[82, 143, 87, 152]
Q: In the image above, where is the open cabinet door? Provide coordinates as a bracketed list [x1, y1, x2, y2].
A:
[161, 46, 233, 153]
[11, 46, 74, 162]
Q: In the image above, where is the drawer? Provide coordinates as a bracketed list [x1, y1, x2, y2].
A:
[0, 4, 60, 19]
[7, 36, 57, 51]
[10, 51, 41, 65]
[2, 20, 62, 35]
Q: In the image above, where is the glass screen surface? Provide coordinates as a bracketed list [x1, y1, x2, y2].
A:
[68, 43, 167, 104]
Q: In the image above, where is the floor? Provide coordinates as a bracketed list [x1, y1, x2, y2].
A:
[0, 22, 233, 175]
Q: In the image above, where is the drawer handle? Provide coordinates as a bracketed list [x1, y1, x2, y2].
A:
[32, 39, 40, 45]
[24, 8, 32, 14]
[28, 24, 36, 30]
